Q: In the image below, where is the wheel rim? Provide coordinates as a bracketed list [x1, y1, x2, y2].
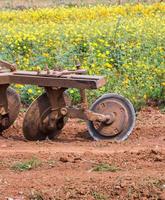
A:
[0, 87, 20, 132]
[92, 99, 129, 137]
[87, 93, 136, 141]
[23, 92, 69, 140]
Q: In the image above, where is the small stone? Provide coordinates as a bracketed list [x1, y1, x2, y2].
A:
[114, 185, 121, 189]
[1, 144, 7, 148]
[73, 157, 82, 163]
[77, 190, 85, 195]
[154, 156, 163, 162]
[120, 182, 126, 188]
[18, 191, 24, 195]
[150, 149, 158, 155]
[59, 156, 69, 163]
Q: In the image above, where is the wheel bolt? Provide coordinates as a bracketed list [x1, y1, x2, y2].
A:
[61, 108, 68, 116]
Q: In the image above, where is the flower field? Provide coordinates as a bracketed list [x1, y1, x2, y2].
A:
[0, 3, 164, 109]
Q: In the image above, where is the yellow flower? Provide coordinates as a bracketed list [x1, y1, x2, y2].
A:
[28, 89, 33, 94]
[143, 94, 147, 100]
[36, 66, 41, 71]
[106, 50, 110, 55]
[123, 77, 129, 85]
[101, 54, 106, 58]
[161, 82, 165, 87]
[132, 97, 136, 101]
[70, 89, 74, 94]
[37, 90, 41, 94]
[104, 63, 112, 68]
[15, 84, 24, 89]
[42, 53, 49, 58]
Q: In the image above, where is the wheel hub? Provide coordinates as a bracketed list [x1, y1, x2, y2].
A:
[40, 106, 67, 133]
[92, 99, 129, 137]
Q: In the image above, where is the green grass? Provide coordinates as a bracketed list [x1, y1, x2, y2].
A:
[92, 163, 121, 172]
[159, 104, 165, 114]
[92, 192, 108, 200]
[11, 157, 42, 171]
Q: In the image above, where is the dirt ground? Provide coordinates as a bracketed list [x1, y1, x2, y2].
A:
[0, 107, 165, 200]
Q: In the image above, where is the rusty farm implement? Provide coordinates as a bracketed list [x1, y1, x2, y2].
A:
[0, 60, 135, 141]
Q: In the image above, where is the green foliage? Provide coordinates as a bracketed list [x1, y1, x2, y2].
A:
[92, 192, 107, 200]
[14, 85, 43, 105]
[11, 157, 42, 171]
[0, 4, 164, 108]
[92, 163, 121, 172]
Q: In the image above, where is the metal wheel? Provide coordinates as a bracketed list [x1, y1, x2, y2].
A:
[87, 93, 136, 141]
[0, 87, 20, 132]
[23, 92, 69, 141]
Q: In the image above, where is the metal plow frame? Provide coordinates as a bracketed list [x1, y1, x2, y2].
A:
[0, 60, 135, 141]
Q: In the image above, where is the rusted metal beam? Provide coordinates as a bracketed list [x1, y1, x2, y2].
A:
[0, 73, 10, 85]
[9, 73, 106, 89]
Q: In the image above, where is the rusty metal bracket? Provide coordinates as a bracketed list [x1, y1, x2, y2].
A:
[45, 87, 66, 110]
[60, 107, 114, 124]
[85, 110, 115, 124]
[59, 88, 114, 123]
[80, 89, 88, 110]
[0, 60, 17, 72]
[51, 69, 87, 77]
[43, 87, 66, 129]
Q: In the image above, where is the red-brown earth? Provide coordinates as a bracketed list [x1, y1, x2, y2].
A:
[0, 107, 165, 200]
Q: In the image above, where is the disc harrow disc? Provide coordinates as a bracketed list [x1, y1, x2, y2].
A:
[0, 87, 20, 132]
[23, 92, 70, 141]
[87, 93, 135, 141]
